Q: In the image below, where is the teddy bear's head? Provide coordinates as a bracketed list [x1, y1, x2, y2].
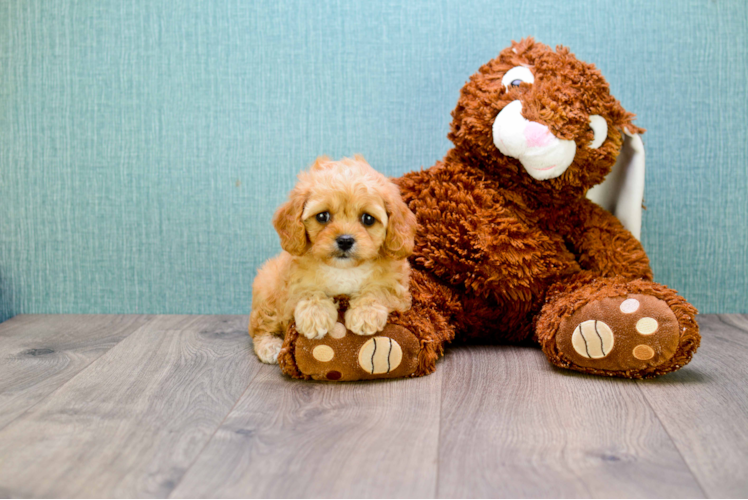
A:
[449, 38, 643, 197]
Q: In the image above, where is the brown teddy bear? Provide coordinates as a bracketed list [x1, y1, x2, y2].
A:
[279, 38, 700, 380]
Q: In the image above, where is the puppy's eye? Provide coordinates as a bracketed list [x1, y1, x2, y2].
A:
[510, 79, 522, 87]
[360, 213, 376, 227]
[315, 212, 330, 223]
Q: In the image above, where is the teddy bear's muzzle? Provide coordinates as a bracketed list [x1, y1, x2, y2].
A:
[492, 100, 577, 181]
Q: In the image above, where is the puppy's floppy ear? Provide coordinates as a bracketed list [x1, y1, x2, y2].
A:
[381, 187, 418, 260]
[272, 190, 309, 256]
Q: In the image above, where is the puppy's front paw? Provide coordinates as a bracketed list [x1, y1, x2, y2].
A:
[253, 334, 283, 364]
[295, 299, 338, 339]
[345, 304, 389, 335]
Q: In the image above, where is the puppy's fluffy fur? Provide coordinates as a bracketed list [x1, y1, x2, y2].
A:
[249, 155, 417, 364]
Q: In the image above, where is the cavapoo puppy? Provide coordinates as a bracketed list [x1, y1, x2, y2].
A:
[249, 155, 418, 364]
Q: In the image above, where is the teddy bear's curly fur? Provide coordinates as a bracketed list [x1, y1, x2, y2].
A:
[387, 38, 699, 378]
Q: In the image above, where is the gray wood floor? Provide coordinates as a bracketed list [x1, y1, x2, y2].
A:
[0, 314, 746, 498]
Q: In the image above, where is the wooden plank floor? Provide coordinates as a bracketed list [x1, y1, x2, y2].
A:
[0, 314, 746, 498]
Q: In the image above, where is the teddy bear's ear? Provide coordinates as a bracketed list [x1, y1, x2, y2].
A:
[586, 130, 646, 240]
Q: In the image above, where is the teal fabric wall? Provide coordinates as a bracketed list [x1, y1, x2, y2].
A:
[1, 0, 746, 321]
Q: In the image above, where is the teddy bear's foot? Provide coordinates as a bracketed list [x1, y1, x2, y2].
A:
[282, 319, 422, 381]
[538, 279, 700, 378]
[278, 285, 455, 381]
[555, 293, 682, 373]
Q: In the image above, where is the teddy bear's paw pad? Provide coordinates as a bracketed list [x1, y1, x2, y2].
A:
[570, 320, 615, 359]
[294, 322, 420, 381]
[557, 294, 680, 372]
[358, 337, 403, 375]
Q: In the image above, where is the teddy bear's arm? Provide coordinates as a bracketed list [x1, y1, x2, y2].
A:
[560, 198, 653, 281]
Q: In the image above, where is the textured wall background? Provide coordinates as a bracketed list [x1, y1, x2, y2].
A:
[1, 0, 746, 321]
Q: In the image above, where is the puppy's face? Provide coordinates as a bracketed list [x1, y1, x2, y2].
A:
[273, 156, 416, 268]
[302, 183, 388, 268]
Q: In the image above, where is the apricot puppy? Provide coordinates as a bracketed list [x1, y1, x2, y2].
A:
[249, 155, 417, 364]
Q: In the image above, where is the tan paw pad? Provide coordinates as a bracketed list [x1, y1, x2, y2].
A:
[571, 320, 614, 359]
[633, 344, 655, 360]
[312, 345, 334, 362]
[636, 317, 658, 335]
[358, 337, 403, 374]
[620, 298, 640, 314]
[329, 322, 347, 339]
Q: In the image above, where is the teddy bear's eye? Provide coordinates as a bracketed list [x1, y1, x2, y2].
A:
[588, 115, 608, 149]
[360, 213, 376, 226]
[502, 66, 535, 90]
[315, 211, 330, 223]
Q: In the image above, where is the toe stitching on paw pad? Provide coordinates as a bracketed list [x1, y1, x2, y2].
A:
[571, 320, 614, 359]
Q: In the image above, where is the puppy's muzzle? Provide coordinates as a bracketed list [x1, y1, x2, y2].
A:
[336, 235, 355, 252]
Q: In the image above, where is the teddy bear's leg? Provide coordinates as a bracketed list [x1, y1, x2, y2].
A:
[387, 293, 457, 376]
[535, 277, 700, 378]
[278, 268, 460, 381]
[390, 268, 462, 376]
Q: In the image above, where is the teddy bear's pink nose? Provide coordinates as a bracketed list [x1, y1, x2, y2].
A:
[524, 121, 555, 148]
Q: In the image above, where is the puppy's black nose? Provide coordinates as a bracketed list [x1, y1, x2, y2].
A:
[336, 235, 355, 251]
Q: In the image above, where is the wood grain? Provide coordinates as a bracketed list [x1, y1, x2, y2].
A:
[436, 345, 705, 498]
[0, 315, 257, 498]
[0, 314, 148, 431]
[170, 364, 442, 498]
[2, 314, 748, 498]
[637, 314, 748, 498]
